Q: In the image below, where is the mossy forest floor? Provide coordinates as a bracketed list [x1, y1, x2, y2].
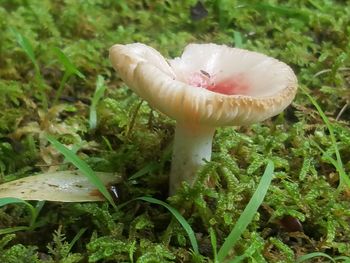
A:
[0, 1, 350, 262]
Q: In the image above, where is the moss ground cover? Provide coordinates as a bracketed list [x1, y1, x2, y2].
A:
[0, 0, 350, 262]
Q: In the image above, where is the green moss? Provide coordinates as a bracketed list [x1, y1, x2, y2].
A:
[0, 0, 349, 262]
[0, 244, 40, 263]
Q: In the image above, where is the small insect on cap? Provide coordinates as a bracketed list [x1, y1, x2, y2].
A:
[109, 43, 298, 127]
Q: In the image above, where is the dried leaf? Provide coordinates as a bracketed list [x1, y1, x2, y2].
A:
[0, 170, 120, 202]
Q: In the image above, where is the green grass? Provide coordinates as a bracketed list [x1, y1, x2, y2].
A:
[52, 47, 85, 105]
[217, 161, 274, 262]
[296, 252, 350, 263]
[0, 198, 44, 234]
[46, 135, 117, 209]
[137, 196, 199, 255]
[11, 28, 48, 110]
[302, 87, 350, 191]
[0, 0, 349, 262]
[89, 75, 107, 130]
[40, 141, 274, 261]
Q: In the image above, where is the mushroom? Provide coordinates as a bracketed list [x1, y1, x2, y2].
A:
[109, 43, 297, 195]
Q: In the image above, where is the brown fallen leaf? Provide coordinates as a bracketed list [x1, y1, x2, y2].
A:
[0, 170, 120, 202]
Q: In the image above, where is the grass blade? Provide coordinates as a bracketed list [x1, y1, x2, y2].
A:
[0, 197, 34, 213]
[217, 161, 274, 262]
[67, 227, 87, 253]
[334, 256, 350, 263]
[30, 200, 45, 228]
[89, 75, 107, 130]
[53, 71, 70, 105]
[0, 197, 36, 218]
[53, 47, 85, 78]
[296, 252, 336, 263]
[311, 139, 350, 188]
[233, 31, 243, 48]
[128, 162, 159, 181]
[12, 28, 48, 109]
[302, 88, 350, 190]
[248, 3, 309, 22]
[53, 47, 85, 105]
[0, 226, 30, 235]
[137, 196, 199, 255]
[46, 135, 117, 209]
[209, 227, 218, 263]
[11, 28, 36, 66]
[0, 197, 37, 234]
[227, 232, 265, 263]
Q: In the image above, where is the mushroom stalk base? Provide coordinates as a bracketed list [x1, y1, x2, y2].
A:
[169, 122, 215, 195]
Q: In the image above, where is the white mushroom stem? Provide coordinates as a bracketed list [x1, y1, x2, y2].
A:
[169, 122, 215, 195]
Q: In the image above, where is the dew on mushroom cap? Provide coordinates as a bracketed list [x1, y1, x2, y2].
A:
[109, 43, 298, 195]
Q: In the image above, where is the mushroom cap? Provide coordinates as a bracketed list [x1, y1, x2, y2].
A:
[109, 43, 297, 126]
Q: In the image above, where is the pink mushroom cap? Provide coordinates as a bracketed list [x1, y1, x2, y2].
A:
[109, 43, 297, 127]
